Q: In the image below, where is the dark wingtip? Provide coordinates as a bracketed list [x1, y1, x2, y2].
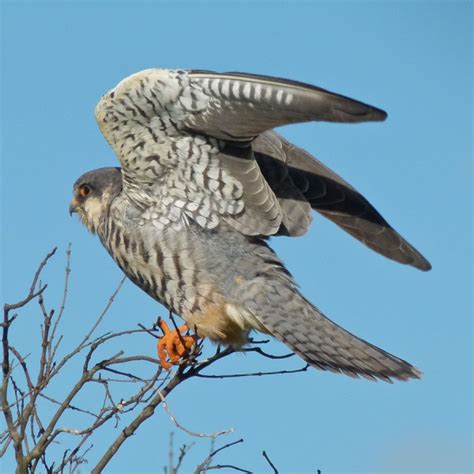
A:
[332, 102, 387, 123]
[350, 105, 387, 122]
[408, 251, 432, 272]
[415, 259, 432, 272]
[371, 108, 388, 122]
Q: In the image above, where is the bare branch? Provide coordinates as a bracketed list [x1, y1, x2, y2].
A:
[2, 248, 57, 471]
[38, 393, 99, 419]
[8, 347, 34, 396]
[262, 450, 278, 474]
[3, 247, 57, 313]
[204, 465, 252, 473]
[50, 276, 126, 378]
[157, 390, 234, 439]
[3, 247, 314, 473]
[244, 346, 294, 360]
[195, 364, 310, 379]
[91, 370, 184, 473]
[208, 438, 244, 459]
[195, 438, 251, 474]
[174, 441, 195, 473]
[48, 243, 72, 370]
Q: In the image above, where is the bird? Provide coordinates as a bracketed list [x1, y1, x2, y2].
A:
[70, 68, 430, 382]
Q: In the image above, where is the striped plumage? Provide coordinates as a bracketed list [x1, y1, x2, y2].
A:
[71, 69, 430, 382]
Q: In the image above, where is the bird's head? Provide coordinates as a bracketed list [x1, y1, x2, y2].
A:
[69, 167, 123, 233]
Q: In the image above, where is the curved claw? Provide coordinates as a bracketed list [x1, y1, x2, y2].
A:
[157, 320, 196, 370]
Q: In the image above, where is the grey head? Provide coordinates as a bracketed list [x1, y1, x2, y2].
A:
[69, 167, 123, 233]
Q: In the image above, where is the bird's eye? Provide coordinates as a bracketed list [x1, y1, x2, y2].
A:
[79, 185, 91, 197]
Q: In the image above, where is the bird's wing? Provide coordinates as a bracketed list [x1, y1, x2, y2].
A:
[95, 68, 386, 233]
[253, 131, 431, 271]
[183, 70, 386, 138]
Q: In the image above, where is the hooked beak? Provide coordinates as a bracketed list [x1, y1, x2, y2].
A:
[69, 197, 79, 216]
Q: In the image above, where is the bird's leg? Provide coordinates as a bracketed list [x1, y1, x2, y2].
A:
[157, 319, 196, 370]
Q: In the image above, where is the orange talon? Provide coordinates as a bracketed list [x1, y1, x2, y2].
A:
[157, 320, 196, 370]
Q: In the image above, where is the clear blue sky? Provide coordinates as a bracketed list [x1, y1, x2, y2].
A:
[2, 1, 472, 473]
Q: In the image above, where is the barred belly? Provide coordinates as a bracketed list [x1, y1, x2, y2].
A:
[98, 210, 273, 345]
[100, 220, 193, 315]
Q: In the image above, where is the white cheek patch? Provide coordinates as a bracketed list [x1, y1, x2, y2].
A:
[83, 197, 105, 233]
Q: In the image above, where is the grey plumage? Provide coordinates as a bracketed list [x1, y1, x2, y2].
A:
[253, 131, 431, 269]
[71, 68, 430, 382]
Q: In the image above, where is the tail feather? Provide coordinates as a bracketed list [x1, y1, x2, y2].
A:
[245, 280, 421, 383]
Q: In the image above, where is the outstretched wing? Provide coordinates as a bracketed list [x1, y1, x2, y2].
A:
[253, 131, 431, 271]
[96, 68, 429, 270]
[183, 70, 386, 139]
[95, 68, 385, 229]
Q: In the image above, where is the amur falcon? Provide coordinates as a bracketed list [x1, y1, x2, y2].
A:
[70, 69, 430, 382]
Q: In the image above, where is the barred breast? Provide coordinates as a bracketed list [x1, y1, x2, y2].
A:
[97, 195, 284, 346]
[99, 215, 191, 316]
[98, 199, 245, 321]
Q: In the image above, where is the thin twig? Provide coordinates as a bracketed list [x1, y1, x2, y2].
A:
[168, 432, 174, 474]
[196, 364, 310, 379]
[48, 244, 72, 369]
[174, 442, 195, 473]
[244, 347, 294, 360]
[195, 438, 250, 474]
[208, 438, 244, 459]
[38, 393, 98, 419]
[2, 248, 57, 471]
[262, 450, 278, 474]
[157, 390, 234, 439]
[205, 465, 252, 473]
[50, 276, 126, 379]
[3, 248, 57, 313]
[92, 371, 184, 473]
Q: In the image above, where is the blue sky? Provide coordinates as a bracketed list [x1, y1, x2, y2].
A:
[1, 1, 472, 473]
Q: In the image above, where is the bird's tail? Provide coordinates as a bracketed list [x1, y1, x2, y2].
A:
[243, 278, 421, 382]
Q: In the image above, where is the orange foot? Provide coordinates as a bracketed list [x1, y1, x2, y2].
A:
[157, 319, 196, 370]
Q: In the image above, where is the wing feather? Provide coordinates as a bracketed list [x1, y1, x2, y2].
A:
[95, 68, 429, 270]
[95, 68, 386, 234]
[253, 132, 431, 271]
[185, 70, 387, 140]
